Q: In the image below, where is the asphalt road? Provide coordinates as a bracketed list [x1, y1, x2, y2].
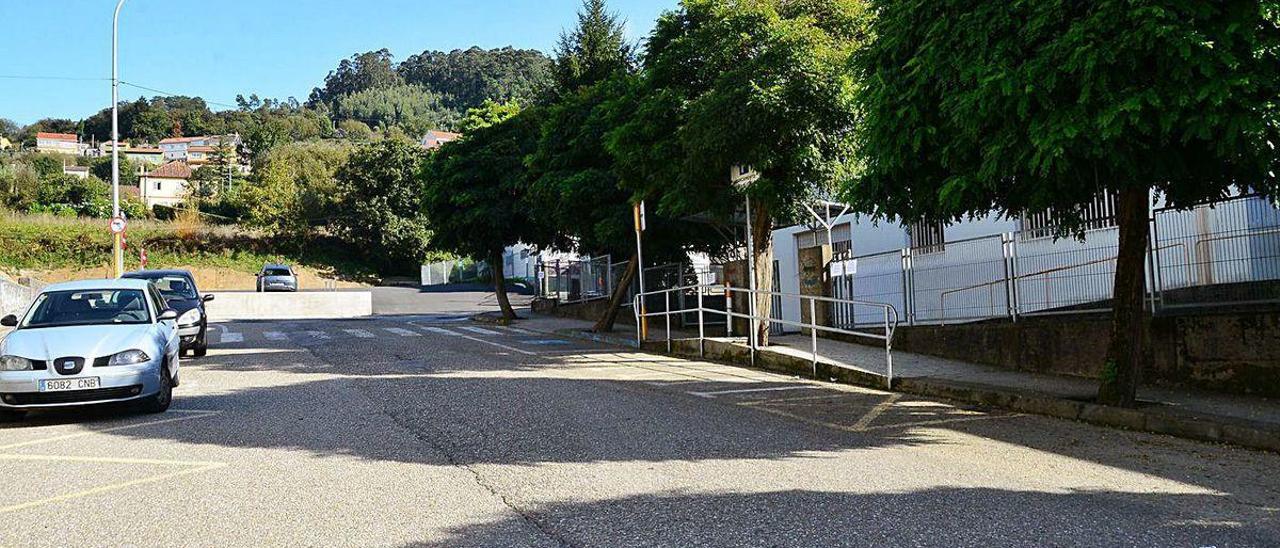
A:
[1, 311, 1277, 546]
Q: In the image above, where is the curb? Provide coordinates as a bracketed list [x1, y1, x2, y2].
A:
[484, 316, 1280, 453]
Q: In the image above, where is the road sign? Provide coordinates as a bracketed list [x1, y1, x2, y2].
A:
[109, 216, 127, 234]
[730, 165, 760, 187]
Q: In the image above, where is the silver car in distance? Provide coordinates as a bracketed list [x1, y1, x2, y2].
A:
[0, 279, 181, 422]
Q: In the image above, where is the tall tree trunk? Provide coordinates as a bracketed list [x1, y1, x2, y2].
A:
[1097, 187, 1150, 407]
[490, 249, 517, 321]
[592, 253, 638, 333]
[750, 198, 775, 347]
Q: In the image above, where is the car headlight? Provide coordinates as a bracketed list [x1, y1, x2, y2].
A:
[0, 355, 32, 371]
[177, 308, 202, 326]
[108, 349, 151, 366]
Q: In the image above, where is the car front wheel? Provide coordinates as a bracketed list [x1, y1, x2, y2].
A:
[193, 329, 208, 357]
[140, 365, 173, 414]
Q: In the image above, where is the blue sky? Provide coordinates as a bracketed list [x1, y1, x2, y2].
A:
[0, 0, 676, 125]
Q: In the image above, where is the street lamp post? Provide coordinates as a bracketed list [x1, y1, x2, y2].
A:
[111, 0, 126, 277]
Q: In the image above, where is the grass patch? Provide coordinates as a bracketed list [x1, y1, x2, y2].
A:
[0, 213, 379, 285]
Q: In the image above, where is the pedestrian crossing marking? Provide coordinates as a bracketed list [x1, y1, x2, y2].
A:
[458, 326, 501, 336]
[344, 329, 376, 338]
[384, 327, 421, 337]
[500, 326, 537, 335]
[304, 330, 331, 340]
[420, 326, 461, 336]
[219, 332, 244, 343]
[263, 331, 288, 341]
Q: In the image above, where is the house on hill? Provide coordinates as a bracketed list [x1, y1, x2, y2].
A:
[36, 132, 87, 156]
[421, 130, 461, 150]
[138, 161, 193, 209]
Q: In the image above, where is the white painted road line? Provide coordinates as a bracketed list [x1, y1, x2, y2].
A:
[220, 332, 244, 343]
[456, 334, 539, 356]
[458, 326, 502, 336]
[687, 385, 819, 399]
[264, 331, 288, 341]
[303, 330, 331, 340]
[501, 326, 538, 335]
[419, 326, 461, 336]
[522, 339, 572, 346]
[344, 329, 376, 339]
[384, 327, 421, 337]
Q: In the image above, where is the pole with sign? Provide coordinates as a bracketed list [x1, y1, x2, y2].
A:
[731, 166, 761, 363]
[634, 201, 647, 342]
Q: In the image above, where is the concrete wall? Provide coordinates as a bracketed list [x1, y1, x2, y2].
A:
[0, 279, 36, 319]
[206, 291, 372, 321]
[839, 310, 1280, 398]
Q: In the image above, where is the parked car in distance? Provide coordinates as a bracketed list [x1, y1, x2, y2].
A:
[257, 264, 298, 292]
[123, 269, 213, 357]
[0, 279, 180, 421]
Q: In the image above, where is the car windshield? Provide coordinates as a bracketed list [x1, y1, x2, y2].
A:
[145, 275, 198, 300]
[264, 268, 292, 277]
[23, 289, 151, 328]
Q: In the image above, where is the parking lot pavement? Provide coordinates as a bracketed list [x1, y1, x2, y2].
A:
[2, 315, 1279, 546]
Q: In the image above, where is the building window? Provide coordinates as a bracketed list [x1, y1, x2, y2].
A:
[1020, 191, 1118, 239]
[155, 182, 162, 191]
[908, 221, 946, 254]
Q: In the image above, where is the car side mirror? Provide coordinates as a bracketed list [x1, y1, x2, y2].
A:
[202, 294, 215, 302]
[158, 309, 178, 322]
[0, 315, 17, 327]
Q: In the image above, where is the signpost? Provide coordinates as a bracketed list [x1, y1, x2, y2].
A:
[634, 201, 647, 342]
[730, 166, 760, 362]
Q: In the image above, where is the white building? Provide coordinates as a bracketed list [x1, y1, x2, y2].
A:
[36, 132, 87, 156]
[421, 130, 461, 150]
[158, 134, 240, 162]
[138, 161, 193, 209]
[767, 192, 1280, 330]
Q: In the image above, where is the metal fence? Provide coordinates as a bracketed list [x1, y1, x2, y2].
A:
[635, 284, 899, 388]
[537, 256, 614, 304]
[829, 194, 1280, 326]
[421, 259, 491, 286]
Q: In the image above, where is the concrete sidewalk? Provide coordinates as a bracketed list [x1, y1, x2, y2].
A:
[504, 311, 1280, 452]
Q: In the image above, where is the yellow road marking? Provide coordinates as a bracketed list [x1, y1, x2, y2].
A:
[744, 402, 1021, 434]
[0, 453, 222, 467]
[850, 394, 903, 431]
[0, 461, 225, 514]
[0, 411, 220, 452]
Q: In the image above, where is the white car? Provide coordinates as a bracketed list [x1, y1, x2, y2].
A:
[0, 279, 181, 422]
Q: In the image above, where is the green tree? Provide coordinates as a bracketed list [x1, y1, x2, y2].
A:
[421, 108, 551, 320]
[90, 156, 139, 187]
[308, 49, 404, 108]
[459, 99, 522, 133]
[610, 0, 868, 345]
[553, 0, 634, 95]
[334, 84, 456, 134]
[238, 141, 352, 237]
[399, 47, 554, 109]
[845, 0, 1280, 406]
[332, 140, 430, 273]
[338, 119, 374, 142]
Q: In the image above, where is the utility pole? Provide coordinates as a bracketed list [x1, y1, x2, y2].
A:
[110, 0, 127, 277]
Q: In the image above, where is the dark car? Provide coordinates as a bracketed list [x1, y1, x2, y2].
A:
[256, 264, 298, 292]
[123, 269, 214, 357]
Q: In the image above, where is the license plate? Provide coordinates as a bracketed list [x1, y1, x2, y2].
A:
[39, 377, 101, 392]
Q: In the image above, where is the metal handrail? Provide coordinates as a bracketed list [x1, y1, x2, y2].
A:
[937, 242, 1193, 320]
[633, 283, 898, 389]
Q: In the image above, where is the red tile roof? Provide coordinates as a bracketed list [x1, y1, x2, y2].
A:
[37, 132, 78, 142]
[159, 136, 202, 144]
[146, 161, 192, 179]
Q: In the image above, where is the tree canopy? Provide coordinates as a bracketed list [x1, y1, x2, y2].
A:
[553, 0, 634, 95]
[844, 0, 1280, 405]
[399, 47, 554, 109]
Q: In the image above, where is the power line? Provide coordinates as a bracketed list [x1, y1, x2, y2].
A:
[118, 81, 240, 109]
[0, 74, 110, 82]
